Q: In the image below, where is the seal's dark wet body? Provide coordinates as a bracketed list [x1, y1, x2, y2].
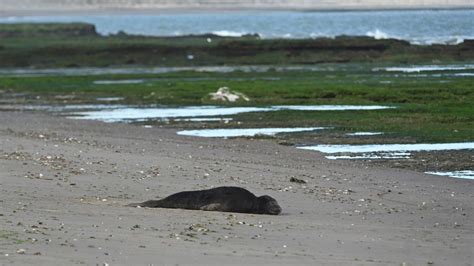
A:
[130, 186, 281, 215]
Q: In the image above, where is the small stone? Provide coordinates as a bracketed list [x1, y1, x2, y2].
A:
[289, 177, 307, 184]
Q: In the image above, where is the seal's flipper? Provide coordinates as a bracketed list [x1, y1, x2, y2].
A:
[128, 200, 161, 208]
[200, 203, 222, 211]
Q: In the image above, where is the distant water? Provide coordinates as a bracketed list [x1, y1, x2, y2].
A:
[1, 9, 473, 45]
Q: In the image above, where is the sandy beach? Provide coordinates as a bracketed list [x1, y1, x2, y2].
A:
[0, 110, 472, 265]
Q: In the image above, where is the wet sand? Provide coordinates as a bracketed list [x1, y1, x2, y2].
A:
[0, 111, 472, 265]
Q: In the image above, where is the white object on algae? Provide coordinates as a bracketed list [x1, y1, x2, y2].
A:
[209, 87, 250, 102]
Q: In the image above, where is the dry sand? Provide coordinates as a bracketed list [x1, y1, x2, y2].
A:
[0, 111, 472, 265]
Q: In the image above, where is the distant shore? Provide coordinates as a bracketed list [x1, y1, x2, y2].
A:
[1, 2, 474, 17]
[2, 23, 474, 68]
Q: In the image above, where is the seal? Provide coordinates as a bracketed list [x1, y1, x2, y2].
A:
[128, 186, 282, 215]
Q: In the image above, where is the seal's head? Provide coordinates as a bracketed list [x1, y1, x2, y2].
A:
[257, 195, 282, 215]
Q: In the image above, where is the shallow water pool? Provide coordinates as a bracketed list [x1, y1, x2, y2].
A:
[298, 142, 474, 154]
[69, 105, 395, 123]
[177, 127, 327, 138]
[375, 64, 474, 73]
[346, 132, 384, 136]
[425, 170, 474, 180]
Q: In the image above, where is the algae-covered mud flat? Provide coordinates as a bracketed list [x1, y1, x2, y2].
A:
[1, 64, 473, 177]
